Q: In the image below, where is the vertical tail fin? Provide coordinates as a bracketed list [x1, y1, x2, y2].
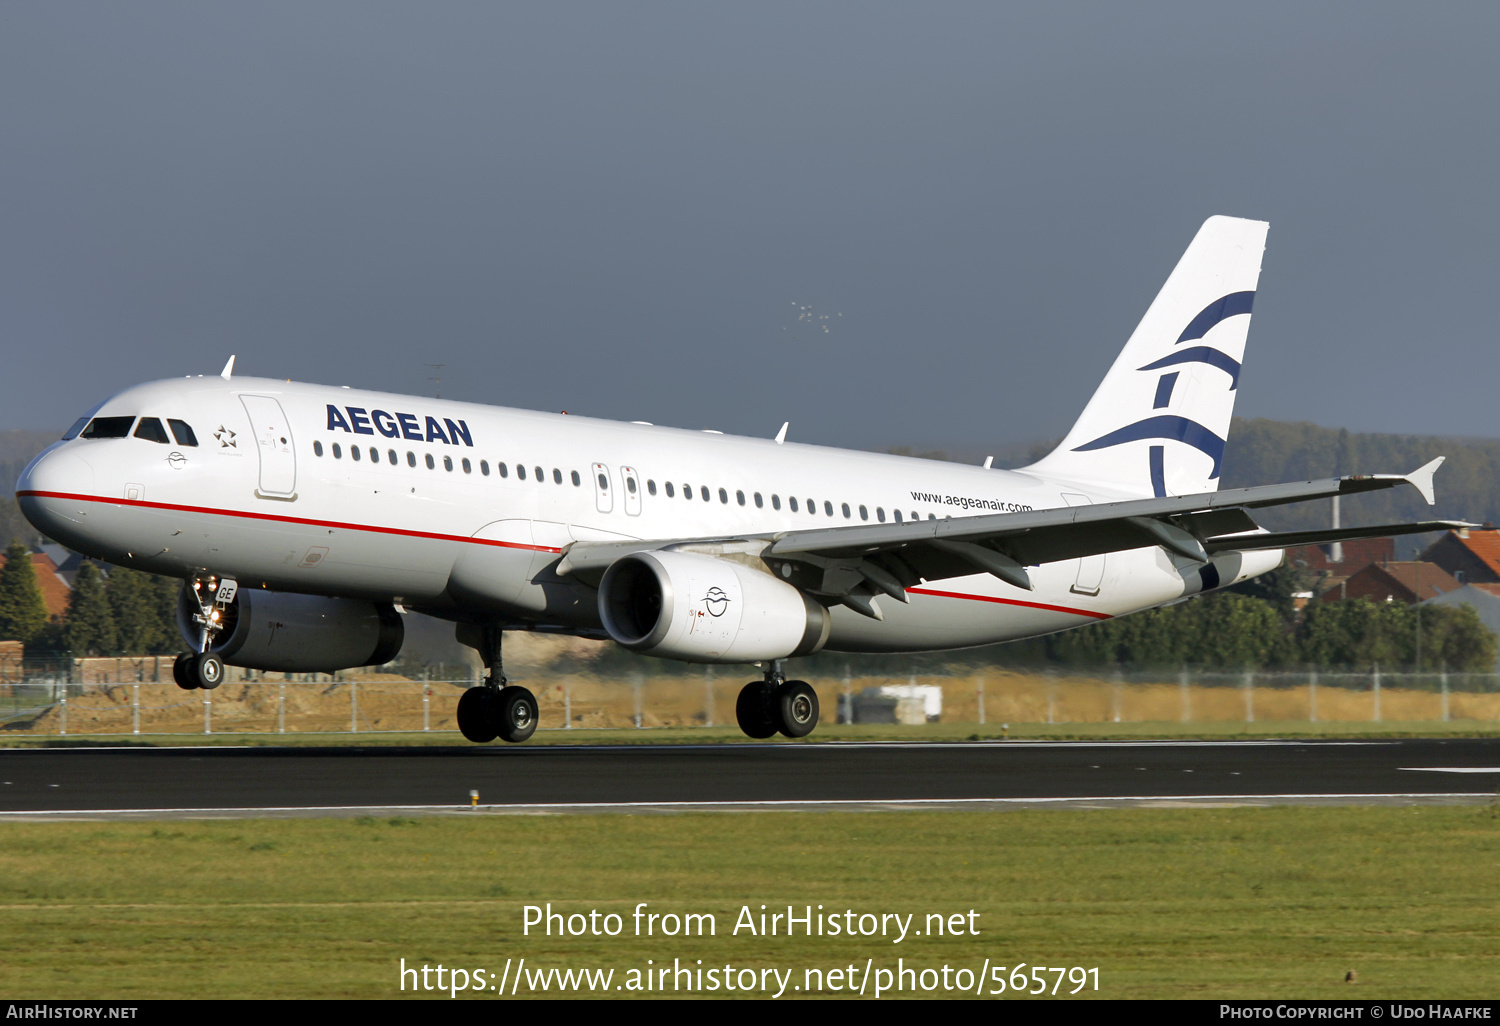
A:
[1021, 215, 1268, 498]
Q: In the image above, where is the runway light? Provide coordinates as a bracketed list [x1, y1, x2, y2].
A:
[469, 789, 479, 809]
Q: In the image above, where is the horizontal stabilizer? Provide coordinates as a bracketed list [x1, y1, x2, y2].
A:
[1204, 520, 1476, 555]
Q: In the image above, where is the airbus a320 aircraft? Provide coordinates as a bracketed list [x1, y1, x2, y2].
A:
[17, 216, 1465, 743]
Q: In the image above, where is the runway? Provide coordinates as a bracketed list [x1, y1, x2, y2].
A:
[1, 737, 1498, 819]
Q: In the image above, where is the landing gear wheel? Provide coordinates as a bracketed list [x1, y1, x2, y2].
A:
[172, 654, 198, 691]
[776, 680, 819, 738]
[190, 652, 224, 690]
[735, 682, 778, 739]
[494, 686, 538, 743]
[457, 688, 499, 744]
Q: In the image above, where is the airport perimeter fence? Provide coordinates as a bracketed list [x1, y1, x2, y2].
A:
[2, 663, 1499, 737]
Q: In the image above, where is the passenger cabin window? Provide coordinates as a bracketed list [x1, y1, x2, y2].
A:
[597, 472, 608, 490]
[518, 465, 527, 480]
[80, 416, 134, 439]
[462, 458, 472, 474]
[571, 470, 581, 486]
[701, 486, 710, 502]
[824, 501, 834, 516]
[553, 469, 563, 484]
[444, 456, 453, 471]
[313, 440, 324, 457]
[754, 492, 763, 508]
[167, 420, 198, 446]
[647, 480, 657, 496]
[352, 446, 361, 461]
[369, 447, 378, 462]
[388, 450, 397, 465]
[407, 452, 416, 467]
[534, 466, 543, 482]
[333, 443, 343, 458]
[719, 488, 729, 504]
[841, 502, 851, 519]
[425, 454, 435, 469]
[789, 497, 798, 512]
[628, 477, 638, 493]
[771, 494, 780, 510]
[806, 498, 815, 513]
[499, 462, 509, 477]
[736, 490, 745, 506]
[859, 505, 868, 521]
[665, 482, 675, 498]
[481, 460, 490, 476]
[876, 507, 885, 522]
[894, 510, 902, 523]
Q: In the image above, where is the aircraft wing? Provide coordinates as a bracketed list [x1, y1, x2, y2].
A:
[557, 458, 1467, 617]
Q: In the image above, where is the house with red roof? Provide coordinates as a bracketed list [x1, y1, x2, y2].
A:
[1421, 527, 1500, 585]
[29, 551, 71, 619]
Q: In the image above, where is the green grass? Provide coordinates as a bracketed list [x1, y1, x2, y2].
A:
[1, 806, 1498, 998]
[2, 718, 1498, 748]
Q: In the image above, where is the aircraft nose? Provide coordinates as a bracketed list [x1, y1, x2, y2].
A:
[16, 448, 95, 540]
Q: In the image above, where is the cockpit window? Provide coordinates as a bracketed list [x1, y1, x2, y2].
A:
[134, 417, 170, 443]
[167, 420, 199, 447]
[62, 417, 89, 441]
[80, 416, 135, 439]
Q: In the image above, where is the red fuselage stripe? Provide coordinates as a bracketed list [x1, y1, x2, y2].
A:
[20, 491, 1112, 618]
[15, 490, 564, 553]
[904, 586, 1112, 620]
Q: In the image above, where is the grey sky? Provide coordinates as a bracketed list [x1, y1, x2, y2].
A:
[2, 3, 1496, 452]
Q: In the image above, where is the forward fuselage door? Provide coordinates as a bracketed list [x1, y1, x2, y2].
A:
[1061, 493, 1105, 595]
[592, 463, 613, 513]
[621, 466, 642, 516]
[240, 395, 297, 499]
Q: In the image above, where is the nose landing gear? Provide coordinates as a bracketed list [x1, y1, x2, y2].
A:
[172, 652, 224, 691]
[736, 662, 819, 739]
[173, 575, 235, 690]
[455, 623, 539, 744]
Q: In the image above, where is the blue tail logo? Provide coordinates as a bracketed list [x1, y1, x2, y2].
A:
[1073, 291, 1252, 496]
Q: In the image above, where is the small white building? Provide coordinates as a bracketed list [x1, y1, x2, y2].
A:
[840, 684, 943, 725]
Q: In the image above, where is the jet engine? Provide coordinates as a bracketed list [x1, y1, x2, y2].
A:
[598, 550, 829, 663]
[177, 587, 404, 672]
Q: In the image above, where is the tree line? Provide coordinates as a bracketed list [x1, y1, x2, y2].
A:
[0, 542, 184, 657]
[6, 535, 1494, 671]
[991, 584, 1496, 672]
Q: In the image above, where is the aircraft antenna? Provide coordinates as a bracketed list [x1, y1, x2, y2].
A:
[426, 363, 445, 399]
[220, 355, 236, 380]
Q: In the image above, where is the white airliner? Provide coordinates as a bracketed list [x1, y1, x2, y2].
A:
[16, 216, 1463, 743]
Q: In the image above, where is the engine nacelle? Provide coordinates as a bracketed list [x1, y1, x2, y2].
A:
[598, 550, 830, 663]
[178, 588, 404, 672]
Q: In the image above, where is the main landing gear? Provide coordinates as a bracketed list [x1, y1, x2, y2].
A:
[173, 574, 234, 691]
[736, 662, 819, 740]
[456, 623, 539, 744]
